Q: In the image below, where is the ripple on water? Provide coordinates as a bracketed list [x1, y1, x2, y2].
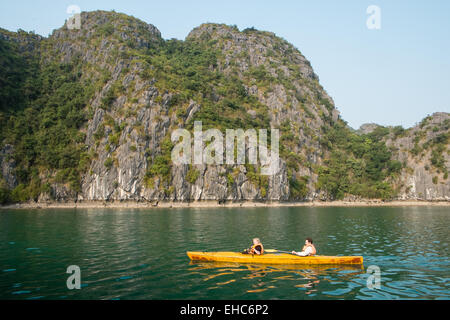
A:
[323, 287, 354, 297]
[116, 276, 133, 281]
[12, 290, 31, 295]
[26, 296, 45, 300]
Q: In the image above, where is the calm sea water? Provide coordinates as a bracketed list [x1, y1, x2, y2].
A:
[0, 206, 449, 300]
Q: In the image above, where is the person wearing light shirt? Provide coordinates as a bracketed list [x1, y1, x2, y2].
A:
[242, 238, 264, 255]
[292, 238, 316, 256]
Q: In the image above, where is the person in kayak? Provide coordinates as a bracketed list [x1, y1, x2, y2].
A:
[242, 238, 264, 255]
[292, 238, 316, 256]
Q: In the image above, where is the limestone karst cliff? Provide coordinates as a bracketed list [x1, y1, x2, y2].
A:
[0, 11, 448, 204]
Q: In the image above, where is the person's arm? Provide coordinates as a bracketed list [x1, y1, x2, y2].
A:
[294, 246, 312, 256]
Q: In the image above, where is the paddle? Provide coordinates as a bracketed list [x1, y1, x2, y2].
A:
[265, 249, 296, 254]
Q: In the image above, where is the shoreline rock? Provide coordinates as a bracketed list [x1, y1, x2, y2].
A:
[1, 199, 449, 210]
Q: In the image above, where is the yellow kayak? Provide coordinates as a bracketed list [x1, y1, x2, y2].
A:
[187, 251, 363, 265]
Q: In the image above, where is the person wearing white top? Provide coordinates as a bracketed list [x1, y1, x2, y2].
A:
[292, 238, 316, 256]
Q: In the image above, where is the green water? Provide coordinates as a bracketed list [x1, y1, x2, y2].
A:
[0, 206, 449, 300]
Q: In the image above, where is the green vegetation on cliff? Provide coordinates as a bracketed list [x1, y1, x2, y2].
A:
[317, 122, 403, 200]
[0, 36, 94, 202]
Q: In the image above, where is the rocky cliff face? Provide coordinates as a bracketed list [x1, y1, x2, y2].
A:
[0, 11, 448, 203]
[38, 12, 337, 202]
[0, 144, 17, 189]
[384, 113, 450, 200]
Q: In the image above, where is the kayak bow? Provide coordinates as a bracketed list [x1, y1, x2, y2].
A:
[186, 251, 363, 265]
